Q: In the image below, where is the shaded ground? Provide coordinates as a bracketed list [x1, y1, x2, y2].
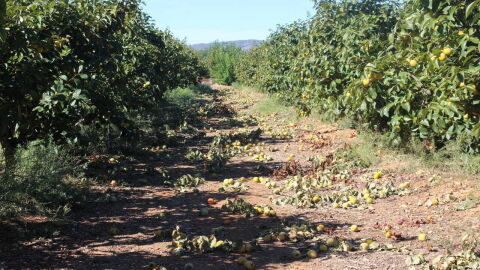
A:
[1, 83, 479, 270]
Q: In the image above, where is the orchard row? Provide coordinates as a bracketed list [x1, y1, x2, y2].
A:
[237, 0, 480, 151]
[0, 0, 206, 165]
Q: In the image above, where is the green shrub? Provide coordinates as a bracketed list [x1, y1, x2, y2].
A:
[164, 86, 200, 109]
[205, 44, 243, 85]
[0, 141, 87, 218]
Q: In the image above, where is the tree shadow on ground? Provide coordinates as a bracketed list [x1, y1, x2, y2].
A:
[1, 209, 353, 270]
[0, 153, 352, 270]
[0, 86, 361, 270]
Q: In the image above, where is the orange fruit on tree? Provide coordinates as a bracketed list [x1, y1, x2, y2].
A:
[362, 79, 371, 87]
[438, 53, 446, 61]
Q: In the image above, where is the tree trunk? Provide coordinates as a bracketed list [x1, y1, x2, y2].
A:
[1, 140, 16, 172]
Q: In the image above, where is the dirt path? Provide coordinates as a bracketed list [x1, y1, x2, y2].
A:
[2, 84, 480, 270]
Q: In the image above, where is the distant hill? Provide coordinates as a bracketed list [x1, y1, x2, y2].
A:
[191, 40, 262, 51]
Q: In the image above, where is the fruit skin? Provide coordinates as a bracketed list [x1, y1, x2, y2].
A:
[326, 237, 339, 247]
[418, 233, 428, 241]
[360, 243, 369, 250]
[348, 196, 358, 204]
[443, 47, 452, 56]
[312, 195, 320, 203]
[350, 225, 359, 232]
[243, 260, 254, 270]
[291, 249, 302, 259]
[307, 249, 318, 259]
[236, 257, 247, 265]
[110, 180, 118, 186]
[368, 241, 380, 250]
[316, 224, 325, 232]
[438, 52, 446, 61]
[254, 207, 263, 214]
[362, 79, 371, 87]
[342, 242, 354, 252]
[385, 231, 392, 238]
[207, 198, 217, 205]
[223, 178, 234, 186]
[267, 210, 277, 217]
[332, 202, 340, 208]
[409, 59, 418, 67]
[373, 172, 383, 179]
[277, 232, 287, 242]
[318, 244, 328, 252]
[399, 182, 410, 189]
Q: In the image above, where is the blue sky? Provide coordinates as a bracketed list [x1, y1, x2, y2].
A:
[142, 0, 315, 44]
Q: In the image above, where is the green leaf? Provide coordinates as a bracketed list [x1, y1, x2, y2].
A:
[466, 0, 480, 19]
[472, 122, 480, 138]
[401, 102, 411, 112]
